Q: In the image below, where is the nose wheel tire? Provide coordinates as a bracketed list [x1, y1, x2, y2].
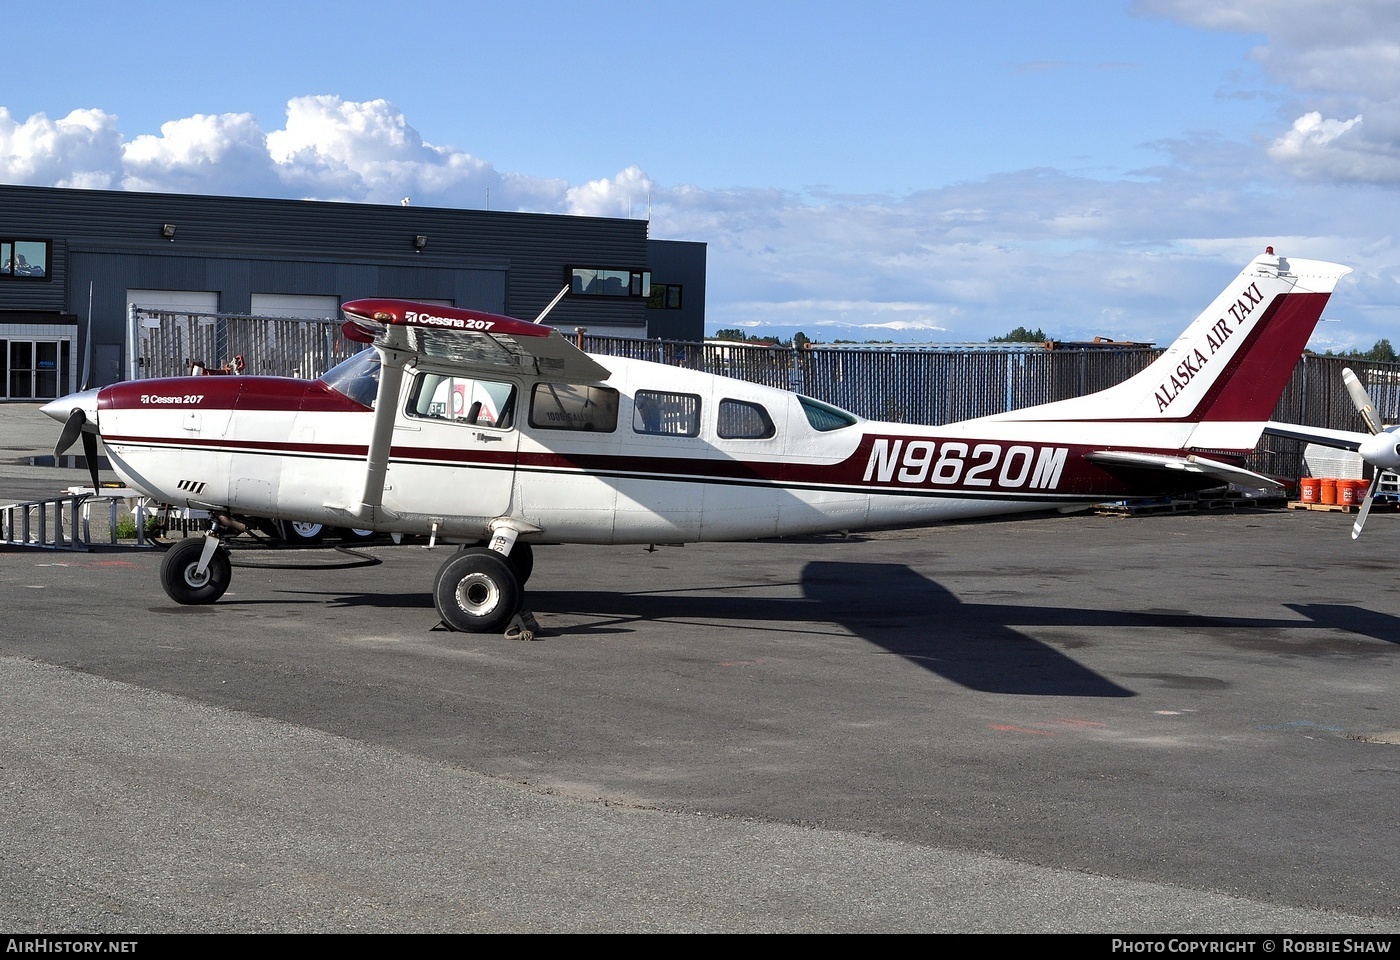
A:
[160, 538, 232, 605]
[434, 548, 522, 633]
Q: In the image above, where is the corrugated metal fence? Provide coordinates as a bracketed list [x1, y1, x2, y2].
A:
[129, 306, 361, 381]
[130, 307, 1396, 481]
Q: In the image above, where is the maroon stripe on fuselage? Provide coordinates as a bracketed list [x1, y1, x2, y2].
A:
[103, 428, 1212, 501]
[98, 376, 369, 412]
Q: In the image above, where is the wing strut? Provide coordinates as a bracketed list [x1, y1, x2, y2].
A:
[348, 343, 409, 523]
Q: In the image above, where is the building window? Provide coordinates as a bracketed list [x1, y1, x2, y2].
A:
[646, 283, 683, 310]
[568, 267, 650, 299]
[1, 239, 51, 280]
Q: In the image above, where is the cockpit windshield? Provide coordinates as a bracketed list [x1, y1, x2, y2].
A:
[320, 348, 382, 409]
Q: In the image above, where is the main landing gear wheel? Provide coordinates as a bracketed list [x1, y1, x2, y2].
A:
[506, 540, 533, 586]
[457, 540, 534, 585]
[279, 520, 326, 545]
[433, 547, 521, 633]
[160, 538, 232, 605]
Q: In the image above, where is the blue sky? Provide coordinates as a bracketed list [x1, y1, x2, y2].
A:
[5, 1, 1400, 348]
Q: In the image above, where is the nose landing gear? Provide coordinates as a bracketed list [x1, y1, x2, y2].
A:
[159, 531, 232, 605]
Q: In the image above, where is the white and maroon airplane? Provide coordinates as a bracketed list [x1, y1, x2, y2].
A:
[42, 249, 1351, 634]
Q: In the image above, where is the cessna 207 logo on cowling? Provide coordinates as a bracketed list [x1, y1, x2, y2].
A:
[862, 438, 1068, 491]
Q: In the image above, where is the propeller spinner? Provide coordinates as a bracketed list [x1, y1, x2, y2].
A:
[40, 388, 102, 491]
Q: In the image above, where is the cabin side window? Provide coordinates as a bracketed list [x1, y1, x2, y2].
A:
[529, 382, 620, 432]
[632, 390, 700, 437]
[407, 372, 516, 429]
[798, 395, 858, 432]
[717, 399, 776, 439]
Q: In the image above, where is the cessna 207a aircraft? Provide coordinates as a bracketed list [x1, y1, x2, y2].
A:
[41, 250, 1350, 634]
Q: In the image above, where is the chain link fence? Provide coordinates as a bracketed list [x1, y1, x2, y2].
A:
[129, 307, 362, 381]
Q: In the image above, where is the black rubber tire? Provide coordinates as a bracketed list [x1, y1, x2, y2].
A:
[338, 527, 377, 542]
[433, 548, 521, 633]
[508, 540, 534, 586]
[159, 538, 232, 605]
[280, 520, 326, 544]
[455, 539, 534, 585]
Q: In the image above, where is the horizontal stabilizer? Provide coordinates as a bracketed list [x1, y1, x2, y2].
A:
[1262, 421, 1366, 452]
[1086, 450, 1283, 489]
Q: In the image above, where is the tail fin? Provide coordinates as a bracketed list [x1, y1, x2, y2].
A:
[1001, 251, 1351, 449]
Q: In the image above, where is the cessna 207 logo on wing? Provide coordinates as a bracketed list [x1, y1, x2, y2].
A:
[863, 438, 1068, 490]
[1154, 280, 1263, 413]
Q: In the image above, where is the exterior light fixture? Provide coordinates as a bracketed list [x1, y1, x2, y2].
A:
[413, 235, 428, 252]
[161, 223, 177, 240]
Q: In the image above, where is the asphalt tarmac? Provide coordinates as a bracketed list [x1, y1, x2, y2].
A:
[1, 402, 1398, 933]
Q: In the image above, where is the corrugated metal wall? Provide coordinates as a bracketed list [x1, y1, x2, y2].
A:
[0, 184, 650, 377]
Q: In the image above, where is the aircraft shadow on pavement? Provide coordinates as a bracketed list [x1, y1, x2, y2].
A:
[527, 560, 1132, 696]
[522, 560, 1400, 696]
[269, 554, 1400, 695]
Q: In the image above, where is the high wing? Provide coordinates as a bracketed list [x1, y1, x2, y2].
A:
[337, 298, 611, 524]
[341, 298, 612, 383]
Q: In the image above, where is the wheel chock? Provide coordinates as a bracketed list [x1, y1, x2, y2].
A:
[504, 610, 541, 641]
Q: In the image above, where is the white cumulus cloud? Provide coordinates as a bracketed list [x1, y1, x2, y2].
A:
[1140, 0, 1400, 184]
[565, 165, 655, 218]
[123, 112, 281, 195]
[0, 107, 124, 189]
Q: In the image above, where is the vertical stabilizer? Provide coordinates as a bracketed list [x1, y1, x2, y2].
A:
[995, 252, 1351, 452]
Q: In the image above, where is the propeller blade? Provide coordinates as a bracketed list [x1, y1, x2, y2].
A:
[1342, 367, 1383, 435]
[1351, 473, 1384, 540]
[82, 429, 100, 491]
[54, 408, 86, 458]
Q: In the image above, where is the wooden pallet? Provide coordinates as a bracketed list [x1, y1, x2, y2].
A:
[1095, 494, 1287, 517]
[1282, 500, 1394, 514]
[1288, 500, 1355, 514]
[1095, 499, 1195, 517]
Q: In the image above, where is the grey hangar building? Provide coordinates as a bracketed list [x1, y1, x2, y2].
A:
[0, 183, 706, 400]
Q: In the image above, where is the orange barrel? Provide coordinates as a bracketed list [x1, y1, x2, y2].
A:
[1300, 477, 1321, 503]
[1321, 478, 1338, 505]
[1339, 479, 1359, 505]
[1355, 479, 1370, 502]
